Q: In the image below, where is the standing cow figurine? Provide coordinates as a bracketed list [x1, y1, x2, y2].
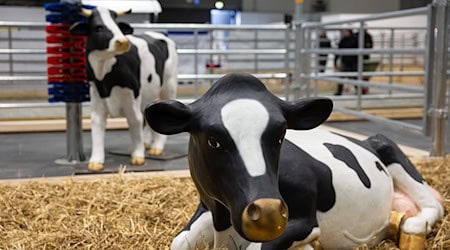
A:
[70, 7, 178, 171]
[145, 74, 443, 250]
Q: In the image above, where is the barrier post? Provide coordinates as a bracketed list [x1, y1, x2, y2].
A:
[45, 1, 92, 164]
[430, 0, 449, 156]
[66, 102, 84, 162]
[356, 21, 364, 111]
[423, 4, 436, 137]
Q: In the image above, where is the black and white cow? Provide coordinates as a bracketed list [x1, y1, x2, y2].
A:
[70, 7, 177, 171]
[144, 73, 444, 250]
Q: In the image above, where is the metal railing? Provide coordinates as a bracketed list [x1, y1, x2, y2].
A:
[0, 22, 292, 99]
[0, 2, 448, 156]
[293, 1, 449, 155]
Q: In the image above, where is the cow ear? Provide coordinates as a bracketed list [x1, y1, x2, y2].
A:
[145, 100, 192, 135]
[118, 22, 133, 35]
[282, 97, 333, 130]
[69, 22, 89, 36]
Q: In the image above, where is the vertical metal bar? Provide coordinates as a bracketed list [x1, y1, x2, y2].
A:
[423, 5, 435, 137]
[194, 30, 199, 98]
[388, 28, 394, 95]
[294, 23, 304, 99]
[254, 30, 258, 73]
[431, 0, 449, 157]
[412, 33, 419, 65]
[400, 33, 405, 71]
[283, 28, 290, 100]
[379, 32, 385, 71]
[304, 28, 311, 97]
[357, 21, 364, 111]
[313, 28, 319, 97]
[7, 27, 13, 76]
[209, 30, 214, 86]
[66, 103, 85, 162]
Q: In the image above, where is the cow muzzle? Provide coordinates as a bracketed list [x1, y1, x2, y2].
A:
[241, 198, 288, 242]
[114, 38, 130, 53]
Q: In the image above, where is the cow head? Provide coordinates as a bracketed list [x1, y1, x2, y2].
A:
[145, 74, 333, 242]
[69, 7, 134, 54]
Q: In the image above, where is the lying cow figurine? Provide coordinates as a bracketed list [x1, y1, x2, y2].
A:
[145, 73, 443, 249]
[70, 7, 178, 171]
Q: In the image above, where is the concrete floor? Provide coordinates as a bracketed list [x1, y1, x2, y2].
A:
[0, 131, 189, 180]
[0, 119, 447, 180]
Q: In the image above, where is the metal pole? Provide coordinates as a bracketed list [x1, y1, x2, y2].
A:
[254, 30, 258, 73]
[357, 21, 364, 110]
[284, 28, 290, 100]
[388, 28, 394, 95]
[7, 27, 13, 76]
[304, 28, 311, 97]
[313, 28, 319, 97]
[431, 0, 449, 156]
[209, 30, 214, 86]
[412, 33, 419, 65]
[65, 102, 85, 162]
[380, 32, 385, 71]
[400, 33, 405, 71]
[423, 4, 436, 137]
[294, 23, 304, 99]
[194, 30, 199, 97]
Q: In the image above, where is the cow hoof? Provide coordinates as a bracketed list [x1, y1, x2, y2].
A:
[88, 162, 104, 171]
[148, 148, 163, 156]
[310, 239, 322, 250]
[144, 143, 151, 150]
[130, 157, 145, 165]
[387, 211, 406, 241]
[399, 232, 426, 250]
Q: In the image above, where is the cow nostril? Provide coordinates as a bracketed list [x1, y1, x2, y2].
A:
[247, 203, 261, 221]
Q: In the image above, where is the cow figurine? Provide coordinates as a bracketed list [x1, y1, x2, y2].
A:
[144, 73, 444, 250]
[70, 7, 178, 171]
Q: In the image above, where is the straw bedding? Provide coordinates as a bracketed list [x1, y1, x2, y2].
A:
[0, 157, 448, 249]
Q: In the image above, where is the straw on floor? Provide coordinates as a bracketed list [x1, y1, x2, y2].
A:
[0, 157, 448, 249]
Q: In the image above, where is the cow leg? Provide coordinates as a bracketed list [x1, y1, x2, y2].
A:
[171, 202, 214, 250]
[123, 96, 145, 165]
[143, 119, 152, 150]
[366, 134, 444, 249]
[88, 85, 107, 171]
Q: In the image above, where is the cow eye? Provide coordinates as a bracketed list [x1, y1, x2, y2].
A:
[94, 26, 104, 32]
[278, 137, 283, 145]
[277, 132, 285, 146]
[207, 137, 221, 150]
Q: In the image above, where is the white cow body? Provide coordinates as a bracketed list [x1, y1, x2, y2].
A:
[172, 128, 443, 250]
[286, 129, 394, 248]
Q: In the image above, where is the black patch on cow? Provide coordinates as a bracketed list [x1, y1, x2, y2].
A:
[331, 132, 380, 157]
[279, 140, 336, 214]
[261, 217, 318, 250]
[375, 161, 389, 177]
[324, 143, 371, 189]
[147, 73, 152, 83]
[366, 134, 423, 184]
[85, 9, 114, 51]
[87, 44, 141, 98]
[135, 34, 169, 86]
